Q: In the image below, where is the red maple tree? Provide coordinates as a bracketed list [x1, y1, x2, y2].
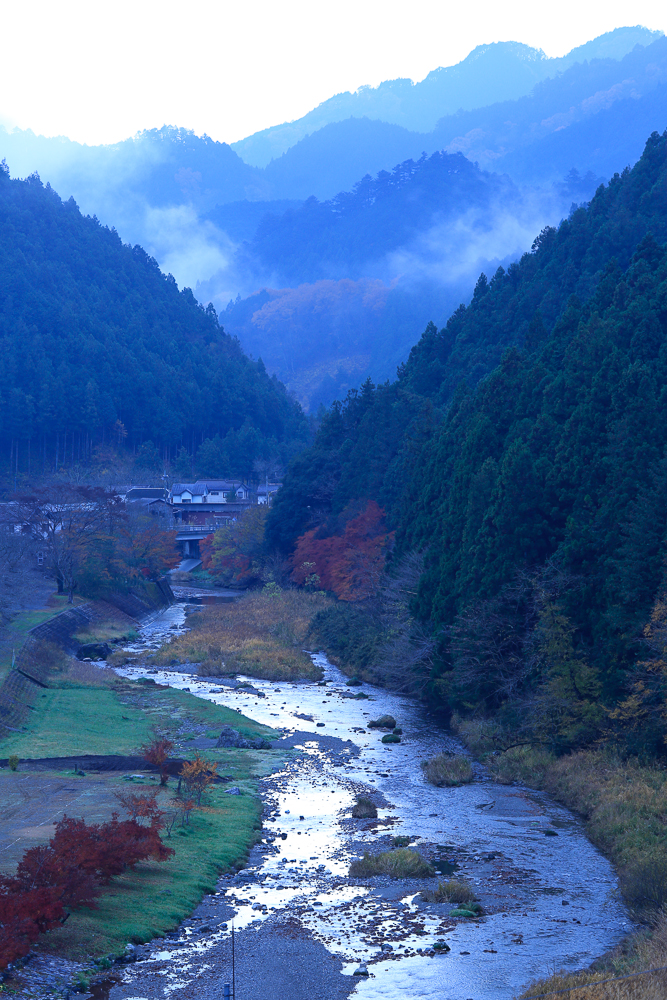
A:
[0, 799, 174, 968]
[290, 501, 393, 601]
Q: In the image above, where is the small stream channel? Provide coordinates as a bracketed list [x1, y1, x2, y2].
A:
[109, 601, 630, 1000]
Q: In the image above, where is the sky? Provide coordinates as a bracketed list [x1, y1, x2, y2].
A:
[1, 0, 666, 147]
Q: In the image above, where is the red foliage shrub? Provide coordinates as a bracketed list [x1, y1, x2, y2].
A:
[0, 804, 174, 969]
[0, 881, 64, 968]
[290, 500, 393, 601]
[140, 737, 175, 785]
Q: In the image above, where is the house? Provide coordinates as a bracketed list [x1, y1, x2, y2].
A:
[256, 482, 282, 505]
[125, 487, 169, 501]
[170, 480, 254, 505]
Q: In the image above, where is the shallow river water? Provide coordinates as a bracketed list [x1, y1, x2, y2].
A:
[111, 603, 630, 1000]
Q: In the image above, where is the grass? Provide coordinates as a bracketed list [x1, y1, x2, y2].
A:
[421, 753, 474, 787]
[0, 663, 276, 759]
[73, 623, 138, 645]
[146, 589, 333, 681]
[349, 848, 435, 879]
[421, 878, 477, 905]
[351, 795, 378, 818]
[35, 781, 264, 962]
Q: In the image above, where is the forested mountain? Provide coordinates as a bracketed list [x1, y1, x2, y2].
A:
[267, 131, 667, 743]
[231, 27, 659, 166]
[216, 152, 537, 409]
[0, 166, 308, 480]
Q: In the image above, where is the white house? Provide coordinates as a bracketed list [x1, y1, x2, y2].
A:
[170, 480, 253, 505]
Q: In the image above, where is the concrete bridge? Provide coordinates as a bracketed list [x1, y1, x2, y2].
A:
[175, 524, 215, 558]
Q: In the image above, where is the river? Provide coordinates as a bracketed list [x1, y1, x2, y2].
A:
[109, 601, 630, 1000]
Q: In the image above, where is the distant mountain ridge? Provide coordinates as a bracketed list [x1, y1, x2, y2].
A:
[231, 26, 662, 166]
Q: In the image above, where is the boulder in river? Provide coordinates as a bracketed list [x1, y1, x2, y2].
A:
[368, 715, 397, 729]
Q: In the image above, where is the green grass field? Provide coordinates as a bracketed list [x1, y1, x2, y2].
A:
[0, 676, 276, 759]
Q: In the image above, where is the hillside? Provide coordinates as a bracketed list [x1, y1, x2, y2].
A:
[231, 27, 660, 166]
[0, 166, 308, 480]
[267, 130, 667, 738]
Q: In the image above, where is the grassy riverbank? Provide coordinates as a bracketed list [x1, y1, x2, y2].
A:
[35, 768, 266, 962]
[0, 660, 275, 760]
[0, 650, 284, 975]
[140, 588, 333, 681]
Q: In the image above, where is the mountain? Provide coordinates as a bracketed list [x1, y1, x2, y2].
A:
[266, 130, 667, 744]
[231, 27, 661, 167]
[212, 150, 553, 410]
[0, 165, 308, 480]
[252, 34, 667, 202]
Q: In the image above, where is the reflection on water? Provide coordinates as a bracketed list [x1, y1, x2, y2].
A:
[111, 607, 631, 1000]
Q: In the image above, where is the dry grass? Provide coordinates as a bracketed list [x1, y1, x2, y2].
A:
[349, 848, 435, 879]
[148, 589, 333, 681]
[421, 753, 474, 787]
[421, 878, 477, 905]
[518, 916, 667, 998]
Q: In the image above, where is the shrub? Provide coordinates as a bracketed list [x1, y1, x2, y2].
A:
[421, 753, 473, 787]
[0, 807, 174, 968]
[351, 795, 378, 819]
[421, 879, 478, 905]
[8, 754, 19, 771]
[141, 736, 175, 786]
[368, 715, 396, 729]
[349, 848, 435, 879]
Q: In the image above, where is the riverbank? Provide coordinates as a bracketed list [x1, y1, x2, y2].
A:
[0, 605, 284, 997]
[449, 720, 667, 997]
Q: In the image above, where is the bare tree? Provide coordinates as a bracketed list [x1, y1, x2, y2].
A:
[373, 550, 437, 696]
[12, 485, 124, 602]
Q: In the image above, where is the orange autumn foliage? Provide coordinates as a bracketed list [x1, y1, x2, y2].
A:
[290, 500, 393, 601]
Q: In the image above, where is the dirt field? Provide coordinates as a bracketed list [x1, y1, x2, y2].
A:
[0, 766, 164, 873]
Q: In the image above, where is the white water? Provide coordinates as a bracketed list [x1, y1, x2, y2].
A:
[114, 605, 630, 999]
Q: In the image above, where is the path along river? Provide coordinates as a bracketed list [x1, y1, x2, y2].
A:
[110, 602, 630, 1000]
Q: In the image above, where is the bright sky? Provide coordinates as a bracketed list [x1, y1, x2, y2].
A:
[1, 0, 665, 147]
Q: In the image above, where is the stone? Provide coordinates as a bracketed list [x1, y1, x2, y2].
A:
[368, 715, 397, 729]
[216, 725, 272, 750]
[225, 787, 241, 795]
[76, 642, 111, 660]
[353, 963, 369, 976]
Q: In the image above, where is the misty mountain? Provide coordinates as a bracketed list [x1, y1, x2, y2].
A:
[253, 34, 667, 202]
[0, 165, 307, 477]
[232, 26, 660, 167]
[212, 151, 573, 411]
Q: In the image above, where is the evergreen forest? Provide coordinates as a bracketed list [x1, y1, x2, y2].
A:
[0, 165, 308, 481]
[267, 130, 667, 754]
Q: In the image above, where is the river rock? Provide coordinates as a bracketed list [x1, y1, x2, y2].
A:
[76, 642, 111, 660]
[368, 714, 397, 729]
[353, 963, 369, 976]
[216, 725, 272, 749]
